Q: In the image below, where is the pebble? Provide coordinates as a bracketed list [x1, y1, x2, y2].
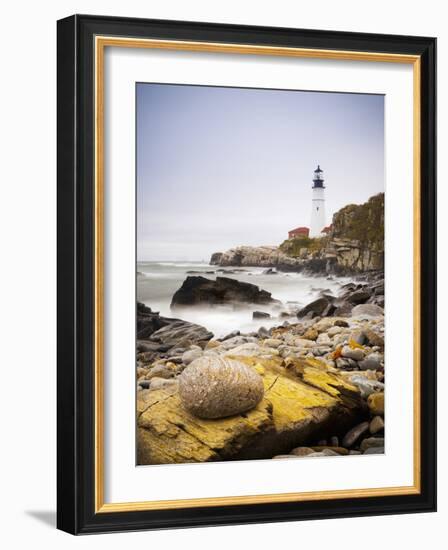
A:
[327, 326, 343, 336]
[341, 346, 365, 361]
[349, 375, 385, 398]
[367, 392, 385, 415]
[330, 436, 339, 447]
[359, 352, 383, 371]
[316, 333, 332, 345]
[303, 328, 318, 341]
[351, 304, 384, 318]
[182, 348, 203, 365]
[363, 446, 385, 455]
[272, 455, 297, 459]
[258, 326, 270, 338]
[363, 328, 385, 349]
[307, 450, 339, 457]
[342, 421, 370, 448]
[146, 364, 176, 380]
[369, 415, 385, 434]
[349, 330, 366, 345]
[349, 450, 361, 455]
[289, 447, 316, 457]
[360, 437, 385, 452]
[312, 446, 349, 455]
[263, 338, 283, 348]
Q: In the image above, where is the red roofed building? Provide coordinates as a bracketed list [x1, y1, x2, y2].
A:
[288, 226, 310, 239]
[321, 224, 333, 235]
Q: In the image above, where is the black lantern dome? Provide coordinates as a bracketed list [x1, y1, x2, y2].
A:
[312, 165, 325, 188]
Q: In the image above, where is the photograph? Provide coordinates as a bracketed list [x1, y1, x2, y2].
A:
[136, 83, 386, 465]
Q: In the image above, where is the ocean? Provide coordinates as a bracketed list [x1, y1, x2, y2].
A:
[137, 261, 350, 338]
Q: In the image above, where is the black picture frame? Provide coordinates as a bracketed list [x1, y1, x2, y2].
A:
[57, 14, 436, 534]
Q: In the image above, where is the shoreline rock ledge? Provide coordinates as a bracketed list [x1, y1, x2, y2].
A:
[137, 354, 366, 464]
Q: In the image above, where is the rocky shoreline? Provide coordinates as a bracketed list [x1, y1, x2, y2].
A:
[136, 272, 385, 465]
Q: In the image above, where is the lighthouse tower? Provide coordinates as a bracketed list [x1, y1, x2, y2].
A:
[309, 165, 326, 237]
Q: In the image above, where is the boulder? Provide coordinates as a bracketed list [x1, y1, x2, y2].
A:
[171, 276, 278, 308]
[136, 302, 171, 339]
[297, 297, 333, 318]
[137, 355, 366, 464]
[149, 320, 213, 349]
[178, 356, 264, 419]
[210, 252, 223, 265]
[351, 304, 384, 317]
[253, 311, 271, 320]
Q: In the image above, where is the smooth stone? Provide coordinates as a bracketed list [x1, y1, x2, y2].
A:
[311, 446, 349, 455]
[316, 333, 332, 345]
[368, 392, 385, 415]
[351, 304, 384, 318]
[349, 330, 367, 345]
[359, 352, 383, 371]
[272, 455, 297, 459]
[146, 364, 176, 380]
[363, 446, 385, 455]
[330, 436, 339, 447]
[289, 447, 316, 457]
[336, 358, 351, 369]
[306, 450, 339, 457]
[363, 328, 385, 349]
[224, 342, 264, 357]
[327, 326, 343, 336]
[369, 415, 385, 434]
[258, 326, 270, 338]
[181, 348, 203, 365]
[303, 327, 319, 340]
[349, 450, 361, 455]
[341, 346, 365, 361]
[349, 375, 385, 398]
[253, 311, 271, 320]
[178, 355, 264, 419]
[360, 437, 385, 452]
[263, 338, 283, 348]
[149, 377, 178, 391]
[342, 421, 370, 448]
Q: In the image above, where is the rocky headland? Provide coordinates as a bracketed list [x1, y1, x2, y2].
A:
[210, 193, 384, 275]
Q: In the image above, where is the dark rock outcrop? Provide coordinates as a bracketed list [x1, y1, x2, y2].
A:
[210, 252, 223, 265]
[170, 276, 279, 308]
[136, 302, 213, 365]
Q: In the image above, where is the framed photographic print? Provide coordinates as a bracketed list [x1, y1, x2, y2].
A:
[57, 15, 436, 534]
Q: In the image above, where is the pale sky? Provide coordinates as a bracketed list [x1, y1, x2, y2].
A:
[137, 83, 384, 261]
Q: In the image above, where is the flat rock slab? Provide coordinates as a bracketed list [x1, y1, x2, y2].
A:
[137, 356, 366, 464]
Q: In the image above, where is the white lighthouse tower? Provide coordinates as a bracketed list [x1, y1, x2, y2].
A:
[309, 165, 326, 237]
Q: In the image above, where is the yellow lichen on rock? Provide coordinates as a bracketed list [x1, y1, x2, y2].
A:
[137, 354, 364, 465]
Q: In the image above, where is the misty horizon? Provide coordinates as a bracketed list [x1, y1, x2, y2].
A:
[137, 83, 384, 262]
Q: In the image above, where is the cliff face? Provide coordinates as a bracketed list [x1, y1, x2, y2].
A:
[327, 193, 384, 272]
[210, 193, 384, 274]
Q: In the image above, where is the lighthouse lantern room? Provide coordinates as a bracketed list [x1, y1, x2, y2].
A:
[309, 164, 327, 237]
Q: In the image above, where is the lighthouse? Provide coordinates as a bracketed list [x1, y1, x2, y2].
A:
[309, 165, 326, 237]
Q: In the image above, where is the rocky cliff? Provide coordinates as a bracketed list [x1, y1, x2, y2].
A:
[210, 193, 384, 274]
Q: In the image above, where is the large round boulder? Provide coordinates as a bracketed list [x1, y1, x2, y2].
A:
[178, 355, 264, 419]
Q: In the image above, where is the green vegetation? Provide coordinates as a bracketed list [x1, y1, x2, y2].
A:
[332, 193, 384, 250]
[279, 235, 327, 257]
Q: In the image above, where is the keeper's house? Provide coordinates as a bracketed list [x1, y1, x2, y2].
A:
[288, 226, 310, 239]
